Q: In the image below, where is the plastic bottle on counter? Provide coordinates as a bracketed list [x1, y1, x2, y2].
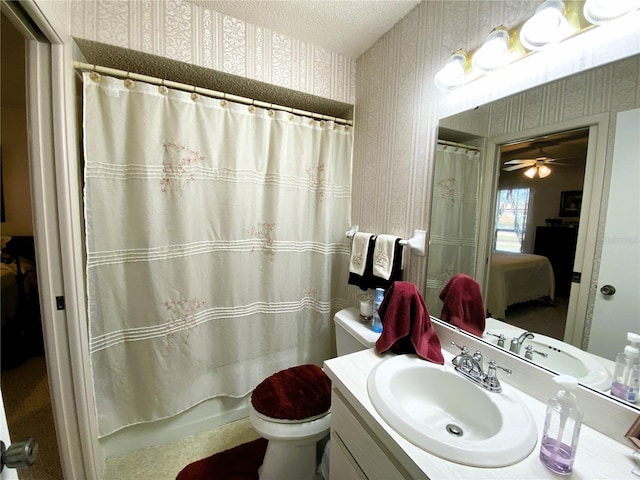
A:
[610, 332, 640, 403]
[539, 375, 583, 475]
[371, 288, 384, 333]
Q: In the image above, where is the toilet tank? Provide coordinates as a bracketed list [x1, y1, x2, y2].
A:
[334, 308, 381, 356]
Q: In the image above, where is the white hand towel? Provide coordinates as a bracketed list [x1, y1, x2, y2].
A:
[349, 232, 373, 276]
[372, 234, 401, 280]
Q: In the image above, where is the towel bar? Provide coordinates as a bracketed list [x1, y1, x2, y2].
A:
[345, 227, 426, 257]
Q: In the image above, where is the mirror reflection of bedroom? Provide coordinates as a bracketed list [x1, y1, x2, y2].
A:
[489, 128, 588, 341]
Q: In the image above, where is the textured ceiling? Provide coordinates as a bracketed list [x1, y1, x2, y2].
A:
[500, 128, 589, 174]
[188, 0, 422, 59]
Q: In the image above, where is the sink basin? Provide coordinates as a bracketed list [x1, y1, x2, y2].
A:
[483, 327, 613, 390]
[367, 354, 537, 467]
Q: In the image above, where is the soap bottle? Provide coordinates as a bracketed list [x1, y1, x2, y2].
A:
[610, 332, 640, 403]
[371, 288, 384, 333]
[539, 375, 583, 475]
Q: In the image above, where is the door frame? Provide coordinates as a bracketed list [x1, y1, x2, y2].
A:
[476, 113, 609, 350]
[1, 1, 101, 478]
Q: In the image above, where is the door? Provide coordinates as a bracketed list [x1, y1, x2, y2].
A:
[0, 389, 19, 480]
[588, 108, 640, 361]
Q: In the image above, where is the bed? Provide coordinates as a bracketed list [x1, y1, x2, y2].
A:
[1, 235, 43, 369]
[1, 236, 38, 326]
[486, 251, 555, 320]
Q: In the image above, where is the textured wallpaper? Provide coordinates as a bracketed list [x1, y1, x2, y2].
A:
[66, 0, 355, 105]
[352, 1, 542, 292]
[352, 1, 639, 345]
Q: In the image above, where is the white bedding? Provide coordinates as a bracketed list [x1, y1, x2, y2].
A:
[486, 251, 555, 320]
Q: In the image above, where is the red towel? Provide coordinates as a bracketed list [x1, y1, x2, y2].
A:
[375, 282, 444, 364]
[439, 273, 486, 337]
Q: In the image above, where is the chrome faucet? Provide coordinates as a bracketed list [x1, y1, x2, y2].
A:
[450, 342, 512, 392]
[524, 345, 549, 360]
[509, 331, 534, 354]
[485, 331, 506, 348]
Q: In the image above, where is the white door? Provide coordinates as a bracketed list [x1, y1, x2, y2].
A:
[0, 389, 19, 480]
[588, 108, 640, 361]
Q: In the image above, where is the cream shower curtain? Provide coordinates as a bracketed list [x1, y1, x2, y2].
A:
[82, 73, 352, 436]
[425, 143, 480, 315]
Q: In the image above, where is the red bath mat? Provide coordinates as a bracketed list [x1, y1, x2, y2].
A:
[175, 438, 268, 480]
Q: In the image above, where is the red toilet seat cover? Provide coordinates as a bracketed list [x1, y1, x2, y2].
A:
[251, 364, 331, 420]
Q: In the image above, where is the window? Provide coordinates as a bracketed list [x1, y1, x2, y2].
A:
[495, 188, 530, 252]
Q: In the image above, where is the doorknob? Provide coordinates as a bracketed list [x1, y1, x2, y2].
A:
[0, 438, 38, 471]
[600, 284, 616, 296]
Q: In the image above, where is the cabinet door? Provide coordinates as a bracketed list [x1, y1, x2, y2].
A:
[331, 391, 412, 480]
[330, 434, 366, 480]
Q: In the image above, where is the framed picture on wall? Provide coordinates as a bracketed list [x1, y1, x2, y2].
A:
[559, 190, 582, 217]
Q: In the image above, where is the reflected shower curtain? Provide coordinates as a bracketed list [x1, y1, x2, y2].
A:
[425, 143, 480, 315]
[82, 73, 352, 436]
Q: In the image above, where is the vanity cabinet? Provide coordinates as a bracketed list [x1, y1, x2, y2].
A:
[330, 390, 411, 480]
[324, 347, 634, 480]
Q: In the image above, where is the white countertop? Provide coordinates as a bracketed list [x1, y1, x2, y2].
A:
[324, 347, 637, 479]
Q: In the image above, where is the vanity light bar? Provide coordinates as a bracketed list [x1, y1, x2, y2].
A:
[435, 0, 640, 92]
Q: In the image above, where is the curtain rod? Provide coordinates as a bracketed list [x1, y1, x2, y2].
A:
[73, 61, 353, 126]
[437, 139, 481, 152]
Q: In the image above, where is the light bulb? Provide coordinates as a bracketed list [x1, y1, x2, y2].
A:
[434, 50, 468, 91]
[584, 0, 640, 24]
[538, 165, 552, 178]
[472, 26, 512, 72]
[520, 0, 576, 51]
[524, 167, 537, 178]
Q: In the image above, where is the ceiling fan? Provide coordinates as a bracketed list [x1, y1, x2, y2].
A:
[502, 145, 570, 178]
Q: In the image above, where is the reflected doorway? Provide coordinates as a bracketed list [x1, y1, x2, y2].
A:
[488, 128, 589, 341]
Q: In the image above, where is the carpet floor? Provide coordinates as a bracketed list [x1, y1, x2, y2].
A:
[504, 296, 569, 340]
[0, 355, 63, 480]
[102, 417, 260, 480]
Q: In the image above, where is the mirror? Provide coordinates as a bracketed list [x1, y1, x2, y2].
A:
[425, 54, 639, 406]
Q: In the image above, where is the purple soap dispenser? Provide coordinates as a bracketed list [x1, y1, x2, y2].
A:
[539, 375, 583, 475]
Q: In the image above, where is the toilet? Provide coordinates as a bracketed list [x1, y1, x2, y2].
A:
[334, 306, 381, 356]
[249, 307, 380, 480]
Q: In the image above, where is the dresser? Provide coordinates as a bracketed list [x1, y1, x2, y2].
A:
[533, 226, 578, 298]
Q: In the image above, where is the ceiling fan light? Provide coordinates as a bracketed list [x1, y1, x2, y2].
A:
[524, 167, 538, 178]
[538, 165, 552, 178]
[583, 0, 640, 25]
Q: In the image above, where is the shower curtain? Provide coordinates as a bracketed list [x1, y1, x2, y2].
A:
[425, 143, 480, 315]
[82, 72, 353, 436]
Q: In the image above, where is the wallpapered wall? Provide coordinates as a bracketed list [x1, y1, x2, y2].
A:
[65, 0, 355, 104]
[56, 0, 638, 305]
[353, 1, 639, 339]
[352, 1, 542, 293]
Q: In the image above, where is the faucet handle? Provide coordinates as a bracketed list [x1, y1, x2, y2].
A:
[524, 345, 549, 360]
[485, 331, 506, 347]
[488, 360, 512, 376]
[450, 341, 468, 354]
[473, 350, 483, 371]
[485, 360, 512, 392]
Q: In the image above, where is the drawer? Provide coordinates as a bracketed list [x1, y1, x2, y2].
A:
[331, 390, 407, 480]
